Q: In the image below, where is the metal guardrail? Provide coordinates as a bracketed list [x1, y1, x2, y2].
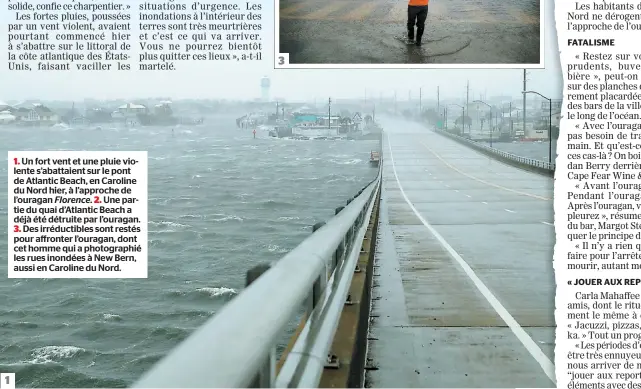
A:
[132, 154, 383, 388]
[433, 128, 556, 171]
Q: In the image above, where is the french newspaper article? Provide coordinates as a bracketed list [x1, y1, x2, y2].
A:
[0, 0, 630, 387]
[557, 1, 641, 389]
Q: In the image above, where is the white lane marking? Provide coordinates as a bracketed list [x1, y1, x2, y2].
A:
[482, 201, 488, 205]
[541, 221, 553, 226]
[386, 135, 556, 384]
[454, 189, 459, 192]
[505, 209, 516, 213]
[466, 195, 471, 198]
[445, 184, 450, 187]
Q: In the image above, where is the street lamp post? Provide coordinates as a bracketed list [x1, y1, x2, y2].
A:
[473, 100, 493, 147]
[444, 107, 448, 130]
[449, 103, 465, 135]
[522, 91, 553, 164]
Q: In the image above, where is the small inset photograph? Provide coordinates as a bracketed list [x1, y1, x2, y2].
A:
[276, 0, 542, 67]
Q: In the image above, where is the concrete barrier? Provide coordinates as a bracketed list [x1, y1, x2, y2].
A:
[431, 128, 555, 177]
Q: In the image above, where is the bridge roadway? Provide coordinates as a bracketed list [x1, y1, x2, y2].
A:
[366, 119, 555, 387]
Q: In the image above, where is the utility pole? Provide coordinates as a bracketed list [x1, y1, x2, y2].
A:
[419, 87, 422, 116]
[328, 97, 331, 130]
[444, 107, 448, 130]
[509, 101, 512, 136]
[465, 81, 469, 134]
[466, 81, 469, 107]
[523, 69, 527, 136]
[394, 90, 397, 114]
[437, 86, 440, 114]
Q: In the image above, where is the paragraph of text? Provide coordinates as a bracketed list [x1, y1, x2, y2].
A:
[6, 0, 264, 72]
[558, 0, 641, 388]
[7, 151, 148, 278]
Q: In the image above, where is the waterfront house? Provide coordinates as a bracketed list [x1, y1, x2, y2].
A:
[117, 103, 147, 116]
[112, 103, 147, 126]
[0, 110, 16, 124]
[12, 104, 59, 126]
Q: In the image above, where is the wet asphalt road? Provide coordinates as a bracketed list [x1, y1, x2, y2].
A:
[365, 119, 555, 386]
[278, 0, 540, 64]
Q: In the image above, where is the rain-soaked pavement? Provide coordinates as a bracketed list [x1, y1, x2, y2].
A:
[278, 0, 540, 64]
[366, 118, 555, 386]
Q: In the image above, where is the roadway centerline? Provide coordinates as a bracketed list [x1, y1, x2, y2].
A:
[386, 135, 556, 384]
[505, 209, 516, 213]
[419, 140, 552, 201]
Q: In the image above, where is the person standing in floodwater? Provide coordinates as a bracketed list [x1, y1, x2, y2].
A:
[407, 0, 428, 46]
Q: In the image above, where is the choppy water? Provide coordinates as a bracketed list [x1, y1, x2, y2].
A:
[0, 115, 379, 387]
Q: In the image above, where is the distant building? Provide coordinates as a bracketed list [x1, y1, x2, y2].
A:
[0, 101, 15, 124]
[12, 104, 59, 126]
[117, 103, 147, 116]
[540, 99, 562, 113]
[539, 111, 561, 127]
[525, 128, 549, 140]
[112, 103, 147, 125]
[85, 108, 112, 124]
[154, 101, 173, 116]
[0, 110, 16, 124]
[292, 113, 319, 123]
[0, 101, 12, 112]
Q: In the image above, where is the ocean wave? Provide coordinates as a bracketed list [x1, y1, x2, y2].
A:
[210, 214, 243, 222]
[101, 314, 122, 322]
[277, 216, 300, 221]
[196, 287, 237, 297]
[148, 238, 161, 247]
[327, 175, 361, 183]
[136, 309, 215, 321]
[177, 214, 204, 219]
[28, 345, 88, 364]
[267, 244, 289, 254]
[330, 158, 362, 165]
[258, 200, 296, 209]
[148, 221, 190, 229]
[55, 294, 89, 308]
[165, 286, 237, 300]
[0, 321, 38, 329]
